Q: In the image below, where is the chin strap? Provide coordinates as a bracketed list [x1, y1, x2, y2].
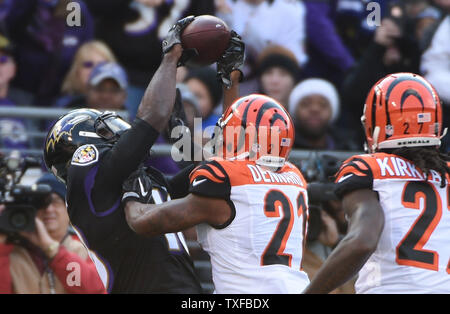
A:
[370, 126, 380, 153]
[440, 127, 448, 139]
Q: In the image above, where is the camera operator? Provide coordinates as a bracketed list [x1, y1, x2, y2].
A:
[0, 173, 105, 294]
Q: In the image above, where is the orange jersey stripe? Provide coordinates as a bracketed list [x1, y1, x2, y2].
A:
[202, 159, 307, 188]
[336, 153, 450, 184]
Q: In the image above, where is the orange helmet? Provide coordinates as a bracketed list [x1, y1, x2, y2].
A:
[213, 94, 295, 168]
[362, 72, 446, 153]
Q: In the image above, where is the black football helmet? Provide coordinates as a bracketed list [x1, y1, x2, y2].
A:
[44, 109, 131, 183]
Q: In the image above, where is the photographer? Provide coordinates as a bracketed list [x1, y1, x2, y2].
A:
[0, 173, 105, 294]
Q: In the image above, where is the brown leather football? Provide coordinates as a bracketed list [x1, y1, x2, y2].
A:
[181, 15, 231, 67]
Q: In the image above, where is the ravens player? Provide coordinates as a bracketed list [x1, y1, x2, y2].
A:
[44, 17, 245, 293]
[43, 17, 217, 293]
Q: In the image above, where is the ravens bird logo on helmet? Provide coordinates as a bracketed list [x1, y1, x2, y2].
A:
[44, 109, 130, 183]
[46, 114, 92, 153]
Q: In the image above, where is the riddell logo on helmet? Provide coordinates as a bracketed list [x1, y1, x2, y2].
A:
[396, 139, 431, 146]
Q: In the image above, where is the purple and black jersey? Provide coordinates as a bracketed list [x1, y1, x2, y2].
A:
[65, 125, 201, 293]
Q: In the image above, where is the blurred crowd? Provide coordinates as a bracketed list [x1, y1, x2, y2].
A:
[1, 0, 450, 294]
[1, 0, 450, 158]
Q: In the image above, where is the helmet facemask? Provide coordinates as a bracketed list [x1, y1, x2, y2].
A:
[94, 112, 131, 142]
[44, 109, 131, 184]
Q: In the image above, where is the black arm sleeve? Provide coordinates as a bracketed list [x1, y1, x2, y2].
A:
[92, 118, 159, 208]
[101, 118, 159, 181]
[167, 164, 196, 199]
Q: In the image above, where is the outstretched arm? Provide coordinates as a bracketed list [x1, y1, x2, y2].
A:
[137, 16, 196, 131]
[124, 194, 231, 237]
[217, 30, 245, 113]
[113, 17, 198, 173]
[303, 189, 384, 294]
[104, 44, 184, 181]
[121, 168, 232, 236]
[136, 46, 183, 132]
[93, 17, 196, 203]
[223, 71, 241, 113]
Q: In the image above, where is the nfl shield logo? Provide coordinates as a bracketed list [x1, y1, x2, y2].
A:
[385, 125, 394, 136]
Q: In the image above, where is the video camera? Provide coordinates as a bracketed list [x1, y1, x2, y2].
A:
[0, 151, 51, 233]
[298, 153, 344, 242]
[300, 153, 341, 204]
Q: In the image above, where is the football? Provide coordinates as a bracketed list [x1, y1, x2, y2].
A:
[181, 15, 231, 67]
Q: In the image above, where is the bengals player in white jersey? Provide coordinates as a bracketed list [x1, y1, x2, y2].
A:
[121, 91, 310, 293]
[304, 73, 450, 294]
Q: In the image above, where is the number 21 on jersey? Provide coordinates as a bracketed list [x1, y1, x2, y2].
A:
[261, 189, 308, 270]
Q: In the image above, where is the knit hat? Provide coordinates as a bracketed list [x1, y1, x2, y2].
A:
[288, 78, 340, 123]
[257, 53, 301, 81]
[185, 67, 223, 107]
[256, 45, 301, 81]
